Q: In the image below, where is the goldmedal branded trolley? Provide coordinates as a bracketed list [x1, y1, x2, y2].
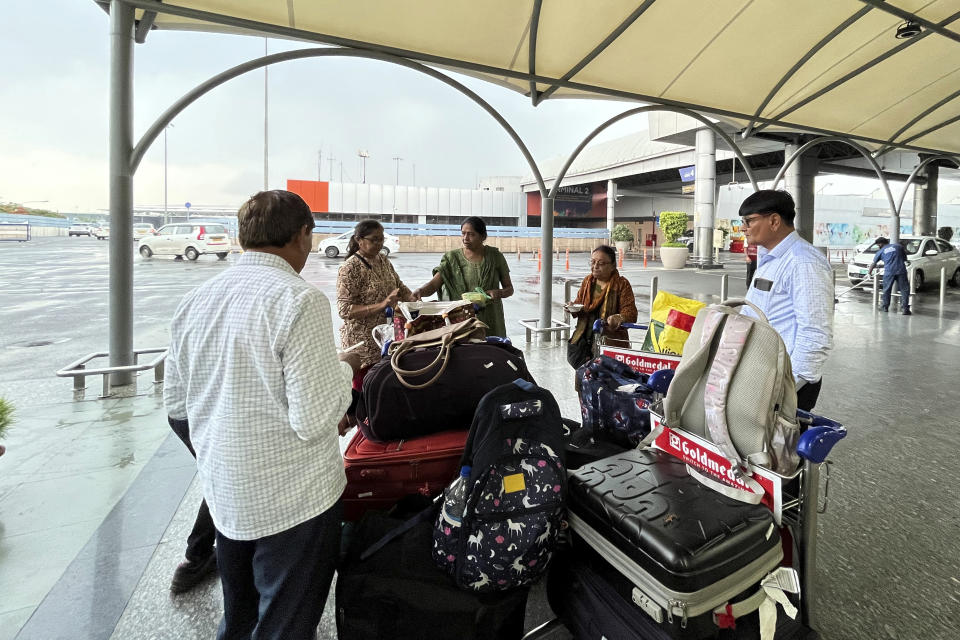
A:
[524, 318, 846, 640]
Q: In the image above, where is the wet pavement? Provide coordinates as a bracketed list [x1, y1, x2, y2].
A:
[1, 236, 960, 639]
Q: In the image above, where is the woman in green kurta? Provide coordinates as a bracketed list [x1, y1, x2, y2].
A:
[413, 217, 514, 336]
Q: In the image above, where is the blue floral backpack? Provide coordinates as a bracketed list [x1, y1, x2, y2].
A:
[433, 380, 567, 592]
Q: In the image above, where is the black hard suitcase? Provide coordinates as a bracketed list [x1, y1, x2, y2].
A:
[335, 511, 529, 640]
[356, 340, 534, 442]
[548, 547, 816, 640]
[567, 449, 783, 639]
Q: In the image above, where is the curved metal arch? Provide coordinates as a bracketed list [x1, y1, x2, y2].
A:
[894, 154, 960, 214]
[874, 89, 960, 158]
[741, 5, 873, 139]
[130, 47, 548, 196]
[772, 135, 900, 240]
[527, 0, 543, 105]
[549, 105, 760, 199]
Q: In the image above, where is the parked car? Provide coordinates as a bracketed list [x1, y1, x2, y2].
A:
[318, 231, 400, 258]
[678, 229, 695, 251]
[847, 235, 960, 290]
[93, 225, 110, 240]
[138, 223, 231, 260]
[133, 223, 155, 240]
[68, 223, 93, 237]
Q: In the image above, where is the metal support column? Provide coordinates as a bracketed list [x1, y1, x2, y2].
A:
[606, 180, 616, 235]
[799, 461, 821, 628]
[539, 196, 555, 343]
[912, 160, 938, 237]
[785, 142, 817, 243]
[108, 0, 135, 386]
[694, 128, 716, 265]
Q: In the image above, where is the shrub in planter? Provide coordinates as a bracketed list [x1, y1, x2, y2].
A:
[611, 224, 634, 243]
[938, 226, 954, 242]
[658, 211, 689, 247]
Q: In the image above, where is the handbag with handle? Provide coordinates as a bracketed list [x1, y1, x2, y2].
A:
[357, 319, 535, 442]
[399, 300, 478, 336]
[388, 318, 488, 389]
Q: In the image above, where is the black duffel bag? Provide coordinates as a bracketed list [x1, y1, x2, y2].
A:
[356, 319, 534, 442]
[336, 510, 529, 640]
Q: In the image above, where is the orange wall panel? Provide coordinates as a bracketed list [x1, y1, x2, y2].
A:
[287, 179, 330, 213]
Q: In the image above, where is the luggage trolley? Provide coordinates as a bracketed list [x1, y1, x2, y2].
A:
[524, 377, 846, 640]
[638, 410, 847, 633]
[591, 318, 683, 377]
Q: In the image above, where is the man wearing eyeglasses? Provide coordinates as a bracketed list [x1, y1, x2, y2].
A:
[739, 190, 833, 411]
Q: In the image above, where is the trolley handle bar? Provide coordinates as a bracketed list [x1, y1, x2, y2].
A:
[796, 410, 846, 463]
[591, 319, 648, 333]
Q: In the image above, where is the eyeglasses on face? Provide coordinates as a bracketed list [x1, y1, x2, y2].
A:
[741, 212, 776, 228]
[361, 235, 385, 243]
[589, 259, 612, 267]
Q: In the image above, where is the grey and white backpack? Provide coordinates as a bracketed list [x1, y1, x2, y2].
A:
[657, 299, 801, 501]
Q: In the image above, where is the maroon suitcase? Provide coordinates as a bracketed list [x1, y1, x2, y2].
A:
[342, 428, 468, 521]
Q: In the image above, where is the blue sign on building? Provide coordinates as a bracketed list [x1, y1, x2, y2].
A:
[678, 166, 696, 182]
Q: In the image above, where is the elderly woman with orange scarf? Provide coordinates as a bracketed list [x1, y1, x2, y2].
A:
[565, 245, 638, 370]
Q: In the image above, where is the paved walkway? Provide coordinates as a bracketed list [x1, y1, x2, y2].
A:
[2, 256, 960, 639]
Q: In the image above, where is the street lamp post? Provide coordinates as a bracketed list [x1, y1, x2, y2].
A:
[358, 150, 370, 184]
[392, 156, 403, 185]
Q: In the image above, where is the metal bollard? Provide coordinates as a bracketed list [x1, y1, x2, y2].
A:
[872, 271, 880, 310]
[564, 279, 576, 324]
[720, 273, 728, 302]
[650, 275, 659, 311]
[941, 267, 947, 306]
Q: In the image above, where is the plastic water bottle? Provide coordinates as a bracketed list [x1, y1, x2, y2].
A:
[440, 465, 472, 527]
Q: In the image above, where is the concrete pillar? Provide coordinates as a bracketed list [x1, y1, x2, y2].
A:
[418, 214, 427, 224]
[606, 180, 616, 237]
[912, 161, 938, 237]
[784, 143, 818, 244]
[694, 128, 716, 264]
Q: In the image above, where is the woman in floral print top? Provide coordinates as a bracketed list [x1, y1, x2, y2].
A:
[336, 220, 416, 389]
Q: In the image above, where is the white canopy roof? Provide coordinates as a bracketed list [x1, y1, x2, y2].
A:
[114, 0, 960, 158]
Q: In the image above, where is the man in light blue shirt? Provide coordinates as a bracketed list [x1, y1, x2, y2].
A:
[741, 190, 834, 411]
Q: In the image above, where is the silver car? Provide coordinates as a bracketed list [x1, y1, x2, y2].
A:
[847, 236, 960, 290]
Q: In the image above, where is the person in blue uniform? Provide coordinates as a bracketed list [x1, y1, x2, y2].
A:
[868, 237, 912, 315]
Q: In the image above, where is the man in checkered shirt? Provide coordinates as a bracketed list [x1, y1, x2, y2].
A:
[165, 190, 360, 639]
[741, 190, 834, 411]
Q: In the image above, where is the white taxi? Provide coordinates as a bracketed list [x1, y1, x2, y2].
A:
[847, 236, 960, 290]
[318, 231, 400, 258]
[138, 223, 231, 261]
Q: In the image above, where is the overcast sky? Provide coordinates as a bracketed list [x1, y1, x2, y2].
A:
[3, 2, 956, 215]
[1, 1, 651, 214]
